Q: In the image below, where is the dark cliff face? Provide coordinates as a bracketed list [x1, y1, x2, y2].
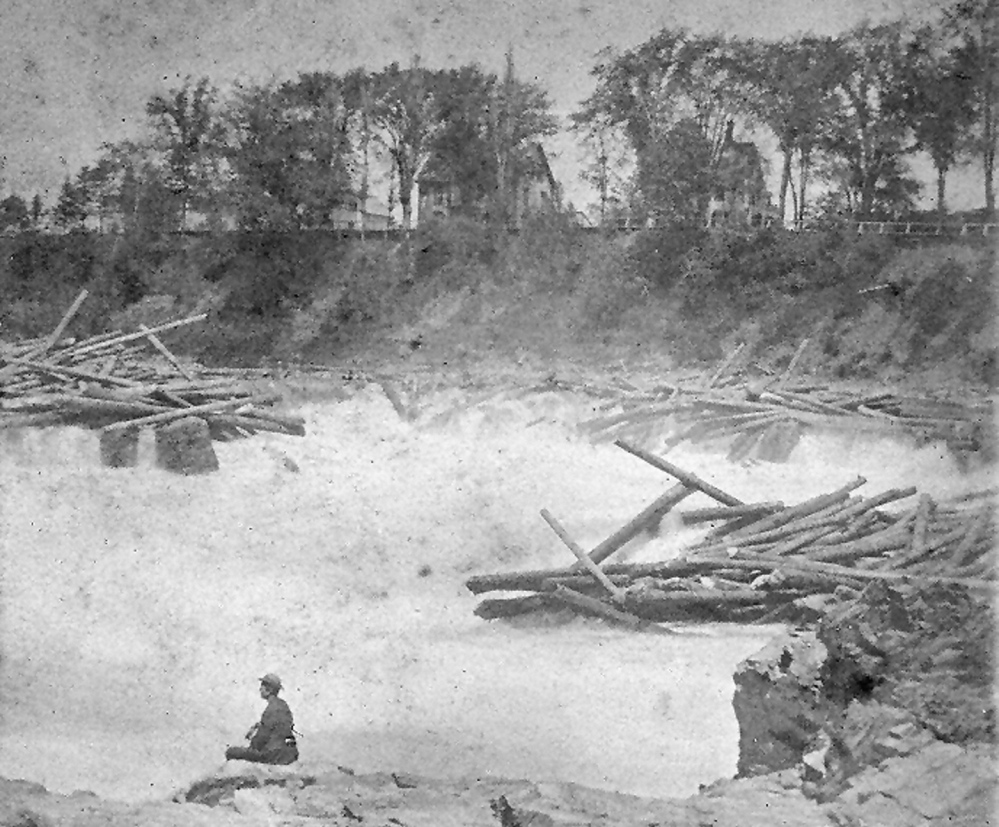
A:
[732, 579, 995, 797]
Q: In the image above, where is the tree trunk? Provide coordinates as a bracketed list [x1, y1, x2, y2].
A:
[936, 164, 947, 220]
[985, 113, 996, 216]
[797, 148, 811, 224]
[778, 147, 792, 227]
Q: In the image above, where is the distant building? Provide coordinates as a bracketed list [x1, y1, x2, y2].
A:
[707, 122, 775, 229]
[417, 142, 560, 228]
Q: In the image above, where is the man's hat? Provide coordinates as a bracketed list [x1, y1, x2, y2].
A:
[259, 673, 282, 690]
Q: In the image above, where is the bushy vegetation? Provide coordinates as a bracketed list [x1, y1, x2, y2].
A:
[0, 222, 993, 384]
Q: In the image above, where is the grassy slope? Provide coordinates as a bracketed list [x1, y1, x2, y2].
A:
[0, 221, 994, 388]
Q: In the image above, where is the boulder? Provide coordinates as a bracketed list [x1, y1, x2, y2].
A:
[731, 628, 830, 777]
[830, 741, 997, 826]
[155, 417, 219, 475]
[99, 428, 139, 468]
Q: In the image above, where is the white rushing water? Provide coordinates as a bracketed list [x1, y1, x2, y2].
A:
[0, 382, 990, 802]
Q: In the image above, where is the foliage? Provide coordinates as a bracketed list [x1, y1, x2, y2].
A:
[817, 22, 918, 218]
[52, 179, 90, 230]
[224, 74, 357, 230]
[725, 36, 841, 223]
[575, 30, 740, 220]
[945, 0, 999, 214]
[899, 25, 978, 215]
[0, 195, 31, 232]
[146, 77, 223, 228]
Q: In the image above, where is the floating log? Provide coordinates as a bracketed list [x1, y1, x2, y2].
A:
[549, 585, 667, 632]
[139, 324, 193, 380]
[474, 593, 556, 620]
[706, 343, 746, 389]
[103, 398, 248, 432]
[695, 552, 992, 591]
[722, 477, 867, 543]
[614, 439, 744, 506]
[681, 502, 785, 524]
[58, 313, 209, 360]
[948, 507, 993, 569]
[584, 483, 693, 566]
[540, 509, 625, 601]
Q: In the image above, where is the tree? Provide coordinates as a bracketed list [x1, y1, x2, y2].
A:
[30, 194, 44, 228]
[727, 36, 841, 224]
[488, 50, 560, 225]
[224, 74, 357, 229]
[947, 0, 999, 214]
[52, 178, 89, 230]
[572, 113, 633, 225]
[820, 23, 917, 217]
[368, 61, 439, 230]
[426, 59, 558, 225]
[575, 30, 742, 222]
[0, 194, 30, 232]
[900, 24, 978, 217]
[636, 118, 715, 224]
[146, 77, 222, 229]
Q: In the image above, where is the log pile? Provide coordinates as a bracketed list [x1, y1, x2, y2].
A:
[577, 340, 993, 463]
[0, 290, 305, 445]
[466, 439, 995, 630]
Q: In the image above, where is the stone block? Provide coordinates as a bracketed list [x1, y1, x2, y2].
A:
[99, 428, 139, 468]
[154, 417, 219, 475]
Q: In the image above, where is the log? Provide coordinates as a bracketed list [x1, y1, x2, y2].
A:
[909, 494, 933, 558]
[614, 439, 744, 506]
[57, 313, 208, 359]
[766, 389, 853, 417]
[695, 498, 862, 553]
[706, 343, 746, 389]
[583, 483, 693, 566]
[2, 357, 144, 388]
[0, 290, 89, 382]
[474, 593, 555, 620]
[0, 412, 65, 428]
[804, 519, 914, 564]
[467, 557, 732, 595]
[696, 552, 993, 591]
[212, 413, 306, 437]
[549, 585, 668, 632]
[770, 524, 842, 556]
[139, 324, 194, 380]
[540, 509, 625, 600]
[948, 507, 993, 569]
[681, 501, 785, 524]
[103, 398, 247, 432]
[724, 477, 867, 542]
[775, 337, 810, 385]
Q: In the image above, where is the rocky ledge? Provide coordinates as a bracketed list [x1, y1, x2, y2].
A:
[3, 583, 994, 827]
[732, 578, 996, 825]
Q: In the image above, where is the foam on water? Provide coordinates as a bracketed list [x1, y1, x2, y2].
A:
[0, 384, 991, 802]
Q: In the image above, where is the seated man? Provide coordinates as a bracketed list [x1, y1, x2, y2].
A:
[225, 673, 299, 765]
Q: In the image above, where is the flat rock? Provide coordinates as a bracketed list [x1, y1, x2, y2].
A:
[830, 741, 997, 826]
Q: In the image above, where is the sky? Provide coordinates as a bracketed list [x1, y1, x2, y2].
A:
[0, 0, 984, 215]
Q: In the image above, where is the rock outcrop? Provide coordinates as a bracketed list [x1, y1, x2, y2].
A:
[731, 578, 996, 825]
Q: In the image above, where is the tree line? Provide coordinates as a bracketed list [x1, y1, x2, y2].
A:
[0, 0, 995, 235]
[574, 0, 995, 225]
[0, 58, 557, 235]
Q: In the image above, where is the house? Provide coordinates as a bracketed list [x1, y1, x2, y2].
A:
[707, 122, 775, 229]
[417, 142, 560, 228]
[329, 193, 392, 231]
